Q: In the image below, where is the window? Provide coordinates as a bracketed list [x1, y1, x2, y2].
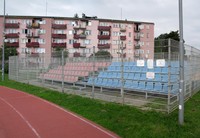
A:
[128, 25, 132, 29]
[88, 21, 92, 26]
[99, 40, 109, 44]
[54, 30, 64, 34]
[68, 30, 73, 35]
[85, 30, 91, 35]
[21, 48, 31, 54]
[40, 20, 46, 24]
[146, 25, 150, 29]
[53, 39, 64, 43]
[113, 23, 120, 28]
[113, 32, 120, 36]
[139, 25, 144, 29]
[147, 50, 150, 54]
[139, 41, 144, 46]
[6, 19, 18, 23]
[21, 38, 28, 44]
[112, 40, 121, 45]
[6, 29, 17, 34]
[39, 29, 46, 34]
[35, 48, 45, 53]
[69, 39, 74, 44]
[140, 50, 144, 54]
[84, 39, 91, 45]
[55, 20, 65, 24]
[35, 38, 45, 44]
[140, 33, 144, 38]
[100, 31, 109, 35]
[128, 41, 132, 46]
[129, 32, 131, 37]
[99, 22, 109, 26]
[7, 39, 18, 43]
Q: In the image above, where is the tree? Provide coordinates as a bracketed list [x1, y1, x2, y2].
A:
[0, 46, 18, 73]
[90, 50, 112, 59]
[74, 13, 79, 18]
[154, 30, 180, 53]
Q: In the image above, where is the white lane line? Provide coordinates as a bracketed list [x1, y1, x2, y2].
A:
[2, 86, 119, 138]
[0, 97, 41, 138]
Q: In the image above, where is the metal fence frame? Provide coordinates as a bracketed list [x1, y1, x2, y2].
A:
[8, 39, 200, 113]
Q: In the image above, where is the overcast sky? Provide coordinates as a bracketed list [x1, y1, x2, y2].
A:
[1, 0, 200, 48]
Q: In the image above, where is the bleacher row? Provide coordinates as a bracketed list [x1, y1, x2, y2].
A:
[41, 61, 111, 83]
[87, 61, 180, 94]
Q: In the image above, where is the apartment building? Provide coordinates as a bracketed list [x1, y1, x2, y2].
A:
[0, 15, 154, 59]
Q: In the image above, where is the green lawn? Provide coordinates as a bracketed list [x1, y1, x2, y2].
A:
[1, 76, 200, 138]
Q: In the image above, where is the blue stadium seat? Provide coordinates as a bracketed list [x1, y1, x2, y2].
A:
[105, 79, 113, 87]
[162, 75, 168, 82]
[127, 73, 134, 80]
[154, 67, 161, 73]
[162, 67, 168, 73]
[124, 73, 129, 79]
[131, 81, 139, 89]
[112, 79, 120, 88]
[134, 73, 140, 80]
[140, 73, 146, 81]
[154, 82, 163, 92]
[154, 74, 161, 81]
[146, 82, 154, 91]
[138, 81, 146, 90]
[124, 80, 132, 89]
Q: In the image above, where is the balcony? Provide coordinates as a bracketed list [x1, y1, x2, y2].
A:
[52, 24, 67, 29]
[26, 42, 40, 47]
[120, 27, 126, 32]
[134, 36, 140, 41]
[98, 35, 110, 40]
[5, 33, 19, 38]
[74, 24, 86, 30]
[26, 33, 40, 38]
[27, 23, 40, 29]
[134, 44, 140, 49]
[73, 43, 80, 48]
[120, 36, 126, 41]
[74, 52, 81, 57]
[98, 26, 111, 31]
[52, 34, 66, 39]
[97, 44, 110, 49]
[52, 43, 67, 48]
[5, 42, 19, 47]
[80, 45, 86, 48]
[5, 23, 19, 28]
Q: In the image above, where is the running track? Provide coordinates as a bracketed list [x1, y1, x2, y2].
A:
[0, 86, 120, 138]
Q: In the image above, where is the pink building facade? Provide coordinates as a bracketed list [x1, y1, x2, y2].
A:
[0, 15, 154, 59]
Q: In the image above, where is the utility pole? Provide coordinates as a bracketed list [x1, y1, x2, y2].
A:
[2, 0, 6, 81]
[179, 0, 184, 125]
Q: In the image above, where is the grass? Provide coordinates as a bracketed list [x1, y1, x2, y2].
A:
[1, 75, 200, 137]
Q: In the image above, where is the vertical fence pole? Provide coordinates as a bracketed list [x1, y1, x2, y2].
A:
[42, 53, 44, 86]
[120, 43, 124, 105]
[61, 50, 64, 93]
[179, 0, 185, 125]
[167, 38, 171, 113]
[92, 46, 95, 98]
[16, 56, 19, 81]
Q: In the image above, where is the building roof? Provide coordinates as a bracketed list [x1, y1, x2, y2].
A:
[0, 15, 154, 25]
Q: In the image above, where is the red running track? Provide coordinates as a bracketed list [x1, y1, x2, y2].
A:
[0, 86, 120, 138]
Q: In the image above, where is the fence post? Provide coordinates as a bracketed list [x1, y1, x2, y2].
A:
[16, 56, 19, 81]
[61, 50, 64, 93]
[92, 46, 95, 98]
[42, 53, 45, 86]
[167, 38, 171, 113]
[120, 43, 125, 105]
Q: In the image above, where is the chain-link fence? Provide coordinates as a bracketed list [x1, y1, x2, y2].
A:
[9, 39, 200, 113]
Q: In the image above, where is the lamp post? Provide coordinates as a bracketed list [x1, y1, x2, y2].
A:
[179, 0, 184, 125]
[2, 0, 6, 81]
